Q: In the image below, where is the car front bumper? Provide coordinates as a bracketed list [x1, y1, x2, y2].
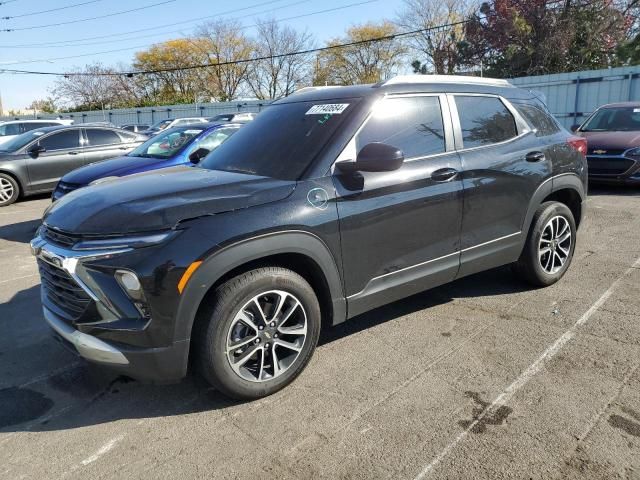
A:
[587, 153, 640, 185]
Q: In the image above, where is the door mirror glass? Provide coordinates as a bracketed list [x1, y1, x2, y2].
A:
[27, 144, 46, 157]
[336, 143, 404, 173]
[189, 147, 210, 164]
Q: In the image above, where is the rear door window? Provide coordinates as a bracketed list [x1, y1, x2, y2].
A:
[86, 128, 123, 146]
[356, 96, 446, 159]
[40, 130, 81, 150]
[455, 96, 518, 148]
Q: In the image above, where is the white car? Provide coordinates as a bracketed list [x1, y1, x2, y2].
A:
[0, 119, 72, 147]
[142, 117, 208, 136]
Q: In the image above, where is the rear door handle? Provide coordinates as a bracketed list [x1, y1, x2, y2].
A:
[431, 167, 458, 182]
[525, 151, 546, 162]
[68, 151, 79, 155]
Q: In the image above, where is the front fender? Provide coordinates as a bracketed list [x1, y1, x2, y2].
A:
[174, 230, 346, 345]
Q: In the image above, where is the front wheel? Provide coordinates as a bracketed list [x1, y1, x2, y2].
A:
[0, 173, 19, 207]
[195, 267, 321, 400]
[514, 201, 576, 287]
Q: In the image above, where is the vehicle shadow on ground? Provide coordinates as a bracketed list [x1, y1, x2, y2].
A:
[0, 266, 530, 434]
[0, 218, 40, 245]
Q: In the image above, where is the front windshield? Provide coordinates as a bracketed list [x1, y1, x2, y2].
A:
[0, 130, 47, 152]
[128, 126, 205, 159]
[149, 119, 172, 130]
[199, 100, 359, 180]
[581, 106, 640, 132]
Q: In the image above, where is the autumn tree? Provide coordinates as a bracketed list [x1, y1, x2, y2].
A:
[397, 0, 475, 74]
[313, 22, 406, 85]
[194, 20, 253, 101]
[52, 63, 121, 111]
[28, 97, 58, 114]
[247, 18, 314, 99]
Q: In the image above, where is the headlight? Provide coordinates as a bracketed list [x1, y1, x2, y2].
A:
[73, 231, 178, 251]
[89, 176, 120, 186]
[626, 147, 640, 157]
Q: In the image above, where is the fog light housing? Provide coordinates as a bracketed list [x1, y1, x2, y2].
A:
[115, 270, 143, 299]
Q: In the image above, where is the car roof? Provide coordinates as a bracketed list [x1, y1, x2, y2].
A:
[598, 102, 640, 109]
[278, 75, 535, 105]
[0, 119, 62, 124]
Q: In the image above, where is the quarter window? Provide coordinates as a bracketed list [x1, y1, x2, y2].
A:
[0, 123, 20, 136]
[515, 103, 561, 137]
[356, 96, 446, 159]
[86, 129, 122, 146]
[40, 130, 81, 150]
[455, 96, 518, 148]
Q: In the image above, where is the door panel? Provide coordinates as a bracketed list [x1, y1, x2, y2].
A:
[449, 94, 553, 277]
[334, 94, 463, 317]
[25, 129, 85, 192]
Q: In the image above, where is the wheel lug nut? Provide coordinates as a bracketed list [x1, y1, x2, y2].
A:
[255, 338, 261, 344]
[274, 333, 278, 338]
[265, 343, 270, 348]
[259, 326, 264, 330]
[270, 322, 275, 327]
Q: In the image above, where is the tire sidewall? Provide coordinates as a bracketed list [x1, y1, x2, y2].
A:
[528, 202, 576, 285]
[0, 174, 19, 207]
[205, 269, 321, 399]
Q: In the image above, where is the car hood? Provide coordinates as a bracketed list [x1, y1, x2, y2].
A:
[44, 166, 296, 235]
[62, 155, 176, 185]
[578, 131, 640, 151]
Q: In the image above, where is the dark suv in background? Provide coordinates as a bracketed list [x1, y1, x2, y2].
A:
[0, 125, 145, 206]
[31, 76, 587, 399]
[573, 102, 640, 185]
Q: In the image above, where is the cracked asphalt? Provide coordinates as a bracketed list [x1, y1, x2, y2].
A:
[1, 186, 639, 479]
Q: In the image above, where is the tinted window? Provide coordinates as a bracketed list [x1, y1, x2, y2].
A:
[581, 106, 640, 132]
[515, 103, 561, 136]
[86, 129, 122, 146]
[356, 96, 445, 158]
[455, 96, 518, 148]
[198, 127, 238, 151]
[22, 123, 54, 133]
[0, 123, 20, 136]
[200, 100, 358, 180]
[40, 130, 81, 150]
[122, 125, 135, 131]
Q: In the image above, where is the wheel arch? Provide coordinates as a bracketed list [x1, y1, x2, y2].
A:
[174, 231, 346, 362]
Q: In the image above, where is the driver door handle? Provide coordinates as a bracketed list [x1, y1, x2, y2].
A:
[431, 167, 458, 182]
[68, 151, 79, 155]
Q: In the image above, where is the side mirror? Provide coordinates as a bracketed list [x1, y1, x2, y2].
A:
[28, 144, 45, 157]
[336, 142, 404, 173]
[570, 124, 581, 132]
[188, 147, 210, 164]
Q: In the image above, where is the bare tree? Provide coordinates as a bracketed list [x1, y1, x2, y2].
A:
[397, 0, 476, 74]
[246, 18, 315, 99]
[194, 20, 253, 101]
[52, 63, 120, 110]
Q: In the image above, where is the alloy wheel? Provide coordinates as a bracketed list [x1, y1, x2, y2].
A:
[226, 290, 307, 382]
[538, 215, 572, 274]
[0, 178, 14, 203]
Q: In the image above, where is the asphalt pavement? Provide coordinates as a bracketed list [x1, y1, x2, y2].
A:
[0, 187, 639, 479]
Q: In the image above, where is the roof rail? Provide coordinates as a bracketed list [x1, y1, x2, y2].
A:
[292, 85, 345, 95]
[382, 75, 512, 87]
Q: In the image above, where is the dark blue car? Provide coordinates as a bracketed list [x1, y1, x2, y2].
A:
[53, 123, 241, 200]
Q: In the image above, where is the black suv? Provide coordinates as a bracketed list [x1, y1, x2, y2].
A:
[31, 76, 587, 399]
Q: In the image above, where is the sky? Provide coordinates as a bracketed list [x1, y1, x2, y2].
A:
[0, 0, 403, 111]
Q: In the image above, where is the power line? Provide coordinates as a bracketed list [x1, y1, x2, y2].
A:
[0, 18, 470, 77]
[0, 0, 375, 65]
[0, 0, 175, 32]
[1, 0, 104, 20]
[0, 0, 312, 49]
[0, 0, 20, 5]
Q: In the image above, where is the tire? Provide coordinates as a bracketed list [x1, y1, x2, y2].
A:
[195, 267, 321, 400]
[0, 173, 19, 207]
[514, 201, 576, 287]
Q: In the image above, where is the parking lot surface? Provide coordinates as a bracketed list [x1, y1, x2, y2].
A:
[1, 188, 639, 479]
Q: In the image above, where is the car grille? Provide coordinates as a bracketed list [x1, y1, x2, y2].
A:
[42, 226, 79, 249]
[55, 181, 81, 195]
[586, 156, 635, 176]
[37, 258, 91, 321]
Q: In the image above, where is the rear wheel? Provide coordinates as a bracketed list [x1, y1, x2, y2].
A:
[514, 201, 576, 287]
[195, 267, 321, 400]
[0, 173, 19, 207]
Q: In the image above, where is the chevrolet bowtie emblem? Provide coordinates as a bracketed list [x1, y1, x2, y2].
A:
[592, 149, 607, 154]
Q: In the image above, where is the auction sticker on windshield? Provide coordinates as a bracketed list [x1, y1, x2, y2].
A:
[184, 130, 203, 134]
[306, 104, 349, 115]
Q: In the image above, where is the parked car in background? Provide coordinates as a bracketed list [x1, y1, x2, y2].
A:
[0, 125, 145, 206]
[573, 102, 640, 185]
[53, 123, 242, 200]
[121, 124, 150, 133]
[140, 117, 208, 137]
[31, 75, 587, 399]
[208, 112, 256, 124]
[0, 119, 71, 147]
